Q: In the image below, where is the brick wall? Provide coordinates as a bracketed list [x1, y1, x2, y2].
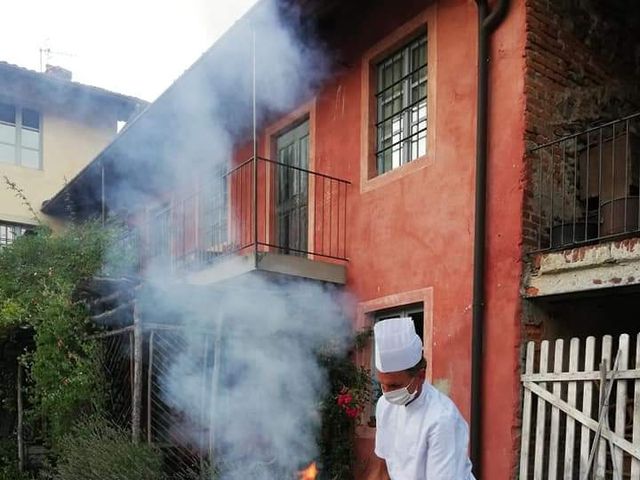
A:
[522, 0, 640, 251]
[518, 7, 640, 473]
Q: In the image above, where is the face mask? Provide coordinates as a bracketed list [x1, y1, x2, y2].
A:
[383, 378, 418, 406]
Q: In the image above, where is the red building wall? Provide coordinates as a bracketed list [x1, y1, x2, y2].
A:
[257, 1, 528, 478]
[483, 1, 527, 476]
[143, 1, 529, 477]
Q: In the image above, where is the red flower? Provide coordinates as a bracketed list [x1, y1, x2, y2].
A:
[345, 407, 360, 418]
[337, 392, 353, 407]
[336, 387, 364, 420]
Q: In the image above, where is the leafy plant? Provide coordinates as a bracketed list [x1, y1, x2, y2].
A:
[54, 416, 164, 480]
[0, 464, 33, 480]
[0, 439, 31, 480]
[317, 332, 373, 480]
[0, 218, 132, 444]
[173, 462, 220, 480]
[2, 177, 40, 224]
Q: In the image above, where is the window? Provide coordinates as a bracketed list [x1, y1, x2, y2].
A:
[0, 222, 28, 246]
[374, 304, 425, 342]
[115, 221, 140, 268]
[369, 303, 425, 421]
[0, 102, 41, 169]
[200, 165, 229, 250]
[149, 204, 171, 259]
[276, 120, 309, 255]
[375, 35, 427, 175]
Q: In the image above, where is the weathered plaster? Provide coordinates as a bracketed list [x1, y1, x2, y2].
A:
[525, 237, 640, 297]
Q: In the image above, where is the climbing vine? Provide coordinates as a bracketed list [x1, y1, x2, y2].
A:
[0, 221, 130, 445]
[317, 328, 374, 480]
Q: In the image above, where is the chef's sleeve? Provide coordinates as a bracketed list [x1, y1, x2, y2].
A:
[425, 413, 470, 479]
[374, 400, 388, 459]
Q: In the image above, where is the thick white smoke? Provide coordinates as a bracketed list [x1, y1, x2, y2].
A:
[105, 1, 351, 478]
[139, 275, 351, 478]
[105, 0, 330, 206]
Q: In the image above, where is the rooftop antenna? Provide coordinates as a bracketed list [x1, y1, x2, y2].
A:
[39, 46, 76, 72]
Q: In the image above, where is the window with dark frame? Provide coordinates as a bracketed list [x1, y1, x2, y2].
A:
[0, 222, 28, 246]
[375, 34, 427, 176]
[368, 303, 425, 426]
[0, 102, 41, 169]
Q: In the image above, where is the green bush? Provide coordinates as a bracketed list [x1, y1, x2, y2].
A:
[173, 462, 219, 480]
[54, 417, 164, 480]
[0, 439, 32, 480]
[0, 466, 32, 480]
[317, 333, 373, 480]
[0, 221, 133, 443]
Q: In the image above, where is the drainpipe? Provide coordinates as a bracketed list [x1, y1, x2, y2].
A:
[471, 1, 509, 478]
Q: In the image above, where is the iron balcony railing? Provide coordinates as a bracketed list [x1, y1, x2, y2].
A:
[529, 112, 640, 252]
[133, 156, 350, 270]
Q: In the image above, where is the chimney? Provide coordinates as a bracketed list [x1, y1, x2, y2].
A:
[45, 64, 72, 81]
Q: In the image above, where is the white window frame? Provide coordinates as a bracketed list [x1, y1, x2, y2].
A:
[368, 303, 425, 423]
[0, 102, 42, 169]
[375, 35, 428, 175]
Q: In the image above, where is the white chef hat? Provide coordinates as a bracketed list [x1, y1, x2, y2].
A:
[374, 317, 423, 373]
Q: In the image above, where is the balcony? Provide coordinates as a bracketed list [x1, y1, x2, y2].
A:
[529, 113, 640, 252]
[525, 113, 640, 298]
[133, 156, 350, 285]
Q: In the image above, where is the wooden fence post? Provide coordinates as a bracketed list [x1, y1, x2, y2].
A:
[548, 339, 564, 480]
[533, 340, 549, 480]
[563, 337, 579, 480]
[147, 330, 154, 445]
[132, 301, 143, 443]
[613, 335, 629, 480]
[595, 336, 613, 480]
[520, 334, 640, 480]
[200, 336, 210, 479]
[632, 333, 640, 480]
[17, 363, 24, 473]
[519, 342, 535, 479]
[208, 313, 224, 477]
[579, 336, 596, 479]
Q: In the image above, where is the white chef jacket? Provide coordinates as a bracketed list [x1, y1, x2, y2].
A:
[374, 381, 475, 480]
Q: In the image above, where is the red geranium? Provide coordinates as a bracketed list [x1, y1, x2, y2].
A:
[336, 387, 363, 421]
[337, 392, 353, 406]
[345, 407, 360, 418]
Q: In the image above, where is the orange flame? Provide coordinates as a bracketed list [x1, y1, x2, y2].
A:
[298, 462, 318, 480]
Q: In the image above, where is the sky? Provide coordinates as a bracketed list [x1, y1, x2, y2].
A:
[0, 0, 260, 102]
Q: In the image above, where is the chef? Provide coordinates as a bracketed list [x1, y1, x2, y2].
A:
[367, 317, 475, 480]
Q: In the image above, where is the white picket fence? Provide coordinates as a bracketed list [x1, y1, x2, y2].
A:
[519, 334, 640, 480]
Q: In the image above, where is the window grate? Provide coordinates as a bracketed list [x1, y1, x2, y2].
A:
[375, 35, 427, 175]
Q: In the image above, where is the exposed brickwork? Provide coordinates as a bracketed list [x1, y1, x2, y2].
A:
[522, 0, 640, 251]
[519, 5, 640, 470]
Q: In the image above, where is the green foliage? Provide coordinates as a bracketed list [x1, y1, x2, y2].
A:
[0, 222, 131, 443]
[53, 417, 164, 480]
[0, 462, 32, 480]
[317, 340, 373, 480]
[2, 176, 41, 225]
[174, 462, 220, 480]
[0, 439, 31, 480]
